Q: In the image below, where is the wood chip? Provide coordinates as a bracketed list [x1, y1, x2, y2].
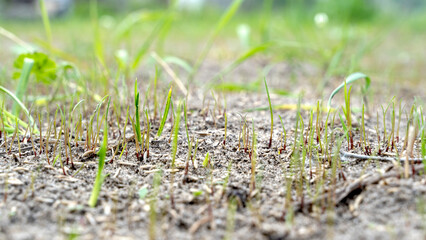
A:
[7, 178, 24, 186]
[140, 165, 155, 170]
[113, 168, 121, 178]
[117, 161, 137, 167]
[189, 215, 212, 234]
[13, 167, 29, 172]
[55, 175, 79, 182]
[35, 197, 55, 204]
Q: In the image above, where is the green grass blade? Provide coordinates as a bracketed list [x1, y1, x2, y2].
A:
[39, 0, 52, 45]
[163, 56, 193, 74]
[203, 152, 210, 168]
[88, 97, 110, 207]
[264, 78, 274, 148]
[0, 85, 35, 131]
[210, 43, 272, 82]
[191, 0, 244, 79]
[171, 101, 182, 169]
[131, 4, 177, 70]
[157, 87, 173, 137]
[13, 58, 34, 115]
[327, 72, 371, 109]
[135, 80, 142, 143]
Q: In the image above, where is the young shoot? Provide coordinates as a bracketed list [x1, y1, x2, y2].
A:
[88, 97, 110, 208]
[264, 78, 274, 148]
[157, 86, 172, 137]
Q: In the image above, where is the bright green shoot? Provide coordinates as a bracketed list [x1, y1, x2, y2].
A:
[341, 80, 353, 149]
[203, 152, 210, 168]
[157, 86, 172, 137]
[170, 100, 182, 208]
[327, 72, 371, 109]
[338, 113, 350, 150]
[39, 0, 53, 45]
[88, 97, 110, 208]
[13, 58, 34, 115]
[134, 79, 142, 144]
[264, 78, 274, 148]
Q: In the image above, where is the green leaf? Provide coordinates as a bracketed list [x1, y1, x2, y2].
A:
[13, 52, 57, 85]
[327, 72, 370, 109]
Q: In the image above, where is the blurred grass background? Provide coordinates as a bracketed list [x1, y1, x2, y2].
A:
[0, 0, 425, 103]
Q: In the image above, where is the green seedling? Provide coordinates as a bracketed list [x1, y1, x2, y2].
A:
[88, 97, 111, 208]
[145, 109, 150, 158]
[157, 86, 172, 137]
[203, 152, 210, 168]
[327, 72, 371, 109]
[134, 79, 142, 149]
[264, 78, 274, 148]
[421, 127, 426, 173]
[361, 104, 370, 155]
[183, 101, 190, 145]
[341, 80, 353, 149]
[339, 112, 350, 150]
[396, 101, 402, 142]
[278, 115, 287, 152]
[170, 100, 182, 208]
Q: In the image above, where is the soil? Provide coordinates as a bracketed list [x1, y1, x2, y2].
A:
[0, 59, 425, 240]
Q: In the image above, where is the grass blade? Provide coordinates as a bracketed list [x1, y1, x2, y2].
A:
[327, 72, 371, 109]
[88, 97, 110, 207]
[157, 87, 173, 137]
[0, 85, 35, 131]
[13, 58, 34, 115]
[210, 43, 272, 83]
[264, 78, 274, 148]
[39, 0, 52, 46]
[190, 0, 244, 80]
[134, 79, 142, 143]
